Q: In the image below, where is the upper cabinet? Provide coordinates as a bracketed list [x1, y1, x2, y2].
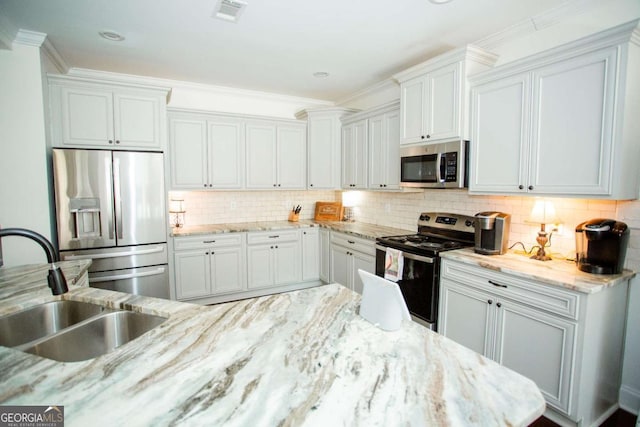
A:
[393, 46, 498, 145]
[169, 110, 244, 189]
[245, 120, 306, 189]
[296, 107, 358, 190]
[469, 21, 640, 199]
[341, 118, 368, 189]
[49, 75, 169, 150]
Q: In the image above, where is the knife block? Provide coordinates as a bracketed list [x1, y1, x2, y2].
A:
[288, 212, 299, 222]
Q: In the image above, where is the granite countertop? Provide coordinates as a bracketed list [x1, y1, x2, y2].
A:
[170, 220, 414, 241]
[441, 248, 636, 294]
[0, 263, 545, 426]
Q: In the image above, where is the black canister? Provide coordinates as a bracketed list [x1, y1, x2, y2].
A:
[575, 219, 629, 274]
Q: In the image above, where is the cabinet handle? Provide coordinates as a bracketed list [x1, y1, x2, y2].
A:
[488, 280, 508, 288]
[528, 185, 534, 191]
[488, 299, 493, 305]
[347, 240, 355, 244]
[203, 240, 216, 243]
[268, 235, 280, 239]
[497, 302, 502, 308]
[518, 185, 524, 190]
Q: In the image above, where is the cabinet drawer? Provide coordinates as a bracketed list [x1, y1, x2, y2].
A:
[330, 232, 375, 256]
[441, 259, 579, 320]
[174, 233, 244, 251]
[247, 229, 300, 245]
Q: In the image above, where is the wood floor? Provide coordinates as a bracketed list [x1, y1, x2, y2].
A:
[530, 409, 637, 427]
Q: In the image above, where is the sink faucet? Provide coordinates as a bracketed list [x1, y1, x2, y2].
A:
[0, 228, 69, 295]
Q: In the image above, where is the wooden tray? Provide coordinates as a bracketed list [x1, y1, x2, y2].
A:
[314, 202, 343, 221]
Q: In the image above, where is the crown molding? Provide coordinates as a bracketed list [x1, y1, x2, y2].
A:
[13, 29, 46, 47]
[0, 13, 17, 50]
[335, 78, 398, 107]
[41, 37, 69, 73]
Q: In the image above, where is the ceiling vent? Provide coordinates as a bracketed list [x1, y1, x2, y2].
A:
[214, 0, 247, 23]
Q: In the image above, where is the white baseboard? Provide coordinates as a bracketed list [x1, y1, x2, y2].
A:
[620, 384, 640, 415]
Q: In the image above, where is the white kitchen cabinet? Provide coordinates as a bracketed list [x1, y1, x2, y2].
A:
[247, 230, 302, 289]
[296, 108, 357, 189]
[49, 76, 168, 150]
[169, 112, 244, 189]
[368, 107, 400, 189]
[246, 121, 306, 189]
[341, 119, 368, 189]
[301, 228, 320, 282]
[329, 232, 375, 294]
[393, 46, 497, 145]
[319, 228, 330, 282]
[469, 21, 640, 199]
[439, 255, 630, 426]
[173, 233, 246, 300]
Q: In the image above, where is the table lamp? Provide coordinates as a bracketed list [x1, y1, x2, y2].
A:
[526, 200, 561, 261]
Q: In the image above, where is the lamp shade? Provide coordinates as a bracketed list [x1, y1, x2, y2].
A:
[169, 199, 185, 213]
[527, 200, 561, 225]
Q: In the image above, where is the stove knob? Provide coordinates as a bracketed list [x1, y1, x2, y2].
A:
[419, 214, 430, 221]
[465, 220, 474, 228]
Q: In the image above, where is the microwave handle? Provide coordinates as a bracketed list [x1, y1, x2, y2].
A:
[436, 152, 444, 183]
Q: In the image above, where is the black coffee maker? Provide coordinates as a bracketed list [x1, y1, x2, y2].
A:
[575, 219, 629, 274]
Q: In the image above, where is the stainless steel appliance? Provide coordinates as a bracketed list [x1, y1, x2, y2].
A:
[375, 212, 475, 330]
[399, 140, 468, 188]
[575, 219, 629, 274]
[474, 211, 511, 255]
[52, 148, 169, 299]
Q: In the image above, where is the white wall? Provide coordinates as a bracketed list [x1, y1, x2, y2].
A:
[0, 42, 52, 266]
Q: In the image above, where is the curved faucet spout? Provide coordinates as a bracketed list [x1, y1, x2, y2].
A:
[0, 228, 69, 295]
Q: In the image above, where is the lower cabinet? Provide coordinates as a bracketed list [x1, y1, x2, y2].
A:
[329, 231, 375, 294]
[439, 257, 630, 426]
[173, 234, 246, 300]
[319, 228, 331, 282]
[301, 228, 320, 282]
[247, 230, 301, 289]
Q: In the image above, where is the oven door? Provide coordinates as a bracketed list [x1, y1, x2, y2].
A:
[375, 245, 439, 330]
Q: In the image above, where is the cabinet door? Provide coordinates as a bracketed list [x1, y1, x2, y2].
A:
[247, 244, 274, 289]
[211, 246, 246, 294]
[246, 122, 277, 188]
[427, 62, 461, 141]
[342, 120, 368, 189]
[494, 299, 576, 415]
[60, 87, 114, 147]
[209, 119, 244, 189]
[319, 228, 331, 282]
[400, 76, 426, 144]
[113, 93, 161, 149]
[330, 244, 351, 289]
[174, 250, 211, 299]
[277, 125, 306, 189]
[439, 279, 494, 357]
[169, 118, 208, 189]
[302, 229, 320, 281]
[369, 110, 400, 190]
[469, 73, 531, 194]
[529, 48, 616, 195]
[351, 251, 375, 295]
[274, 241, 302, 285]
[308, 116, 339, 189]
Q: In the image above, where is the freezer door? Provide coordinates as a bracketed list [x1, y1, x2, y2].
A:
[53, 149, 116, 250]
[60, 243, 168, 272]
[89, 265, 170, 299]
[113, 151, 166, 246]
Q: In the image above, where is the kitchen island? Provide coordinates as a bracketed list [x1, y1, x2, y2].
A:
[0, 262, 545, 426]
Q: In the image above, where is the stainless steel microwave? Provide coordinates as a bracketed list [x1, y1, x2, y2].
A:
[400, 140, 468, 188]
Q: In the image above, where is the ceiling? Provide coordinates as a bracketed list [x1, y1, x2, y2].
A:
[1, 0, 572, 102]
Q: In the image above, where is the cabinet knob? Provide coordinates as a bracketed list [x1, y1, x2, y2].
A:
[310, 184, 314, 187]
[426, 134, 431, 139]
[518, 185, 524, 190]
[273, 184, 277, 187]
[528, 185, 534, 191]
[204, 184, 208, 188]
[115, 140, 120, 144]
[275, 245, 278, 249]
[205, 251, 209, 255]
[108, 140, 113, 144]
[497, 302, 502, 308]
[209, 184, 213, 188]
[488, 299, 493, 305]
[421, 135, 425, 140]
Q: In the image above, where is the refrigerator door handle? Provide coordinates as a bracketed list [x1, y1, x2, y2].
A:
[63, 245, 165, 260]
[90, 266, 167, 283]
[113, 157, 123, 240]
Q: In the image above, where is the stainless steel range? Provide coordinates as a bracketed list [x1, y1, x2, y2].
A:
[375, 212, 475, 331]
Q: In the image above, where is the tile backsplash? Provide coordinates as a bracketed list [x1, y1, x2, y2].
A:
[170, 188, 640, 269]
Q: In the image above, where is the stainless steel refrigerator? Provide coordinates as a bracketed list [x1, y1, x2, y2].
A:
[52, 148, 169, 299]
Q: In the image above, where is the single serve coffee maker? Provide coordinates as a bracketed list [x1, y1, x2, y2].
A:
[474, 212, 511, 255]
[575, 218, 629, 274]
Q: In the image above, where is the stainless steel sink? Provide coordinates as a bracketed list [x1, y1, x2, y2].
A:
[22, 311, 167, 362]
[0, 300, 112, 347]
[0, 301, 167, 362]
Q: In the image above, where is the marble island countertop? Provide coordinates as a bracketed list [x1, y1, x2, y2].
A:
[0, 262, 545, 426]
[441, 248, 636, 294]
[170, 220, 414, 241]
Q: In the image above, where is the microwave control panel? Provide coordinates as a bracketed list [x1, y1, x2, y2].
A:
[441, 152, 458, 182]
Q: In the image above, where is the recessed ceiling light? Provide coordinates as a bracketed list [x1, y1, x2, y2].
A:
[313, 72, 330, 78]
[99, 30, 125, 42]
[214, 0, 247, 23]
[428, 0, 453, 3]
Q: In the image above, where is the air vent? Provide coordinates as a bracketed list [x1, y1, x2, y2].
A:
[214, 0, 247, 23]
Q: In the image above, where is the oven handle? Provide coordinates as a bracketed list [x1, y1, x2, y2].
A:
[375, 245, 435, 264]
